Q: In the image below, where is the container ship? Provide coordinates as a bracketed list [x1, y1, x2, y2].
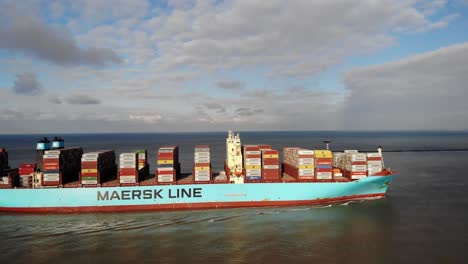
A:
[0, 132, 396, 213]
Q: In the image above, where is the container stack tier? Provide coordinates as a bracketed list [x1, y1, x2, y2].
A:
[367, 153, 383, 175]
[261, 149, 280, 180]
[193, 145, 211, 182]
[81, 150, 116, 186]
[136, 149, 149, 180]
[156, 146, 180, 184]
[282, 148, 315, 180]
[258, 145, 272, 151]
[19, 163, 36, 188]
[243, 145, 262, 180]
[314, 150, 333, 180]
[0, 148, 9, 177]
[42, 147, 83, 187]
[339, 152, 367, 179]
[119, 152, 139, 184]
[0, 169, 19, 188]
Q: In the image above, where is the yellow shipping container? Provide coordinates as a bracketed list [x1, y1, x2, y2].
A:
[158, 160, 174, 165]
[314, 150, 332, 158]
[263, 154, 279, 159]
[245, 165, 261, 170]
[298, 165, 315, 169]
[81, 169, 97, 173]
[194, 166, 210, 171]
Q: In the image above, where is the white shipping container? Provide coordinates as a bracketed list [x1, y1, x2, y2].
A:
[119, 164, 137, 169]
[81, 157, 98, 162]
[158, 149, 175, 153]
[120, 153, 137, 157]
[245, 151, 261, 155]
[298, 158, 315, 164]
[298, 169, 315, 174]
[345, 165, 367, 171]
[195, 172, 210, 177]
[194, 152, 210, 156]
[158, 175, 174, 182]
[82, 180, 98, 184]
[195, 177, 210, 181]
[344, 150, 359, 153]
[245, 158, 261, 163]
[0, 177, 9, 184]
[366, 153, 382, 158]
[44, 150, 61, 155]
[298, 172, 315, 176]
[367, 160, 382, 166]
[43, 154, 60, 159]
[245, 169, 262, 175]
[263, 165, 279, 169]
[194, 158, 210, 162]
[298, 149, 314, 155]
[316, 172, 333, 179]
[346, 153, 367, 162]
[367, 164, 383, 169]
[82, 153, 100, 158]
[351, 175, 366, 180]
[119, 176, 136, 183]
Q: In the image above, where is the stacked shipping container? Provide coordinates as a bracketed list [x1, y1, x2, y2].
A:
[81, 150, 116, 186]
[243, 145, 262, 180]
[136, 150, 149, 180]
[193, 145, 211, 182]
[42, 148, 83, 186]
[19, 163, 36, 187]
[283, 148, 315, 180]
[0, 148, 8, 177]
[262, 149, 280, 180]
[367, 153, 383, 175]
[314, 150, 333, 180]
[156, 146, 180, 183]
[119, 152, 139, 184]
[333, 151, 367, 180]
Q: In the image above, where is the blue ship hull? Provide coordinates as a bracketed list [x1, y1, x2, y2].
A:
[0, 175, 395, 213]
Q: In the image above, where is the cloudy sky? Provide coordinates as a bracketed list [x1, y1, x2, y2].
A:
[0, 0, 467, 133]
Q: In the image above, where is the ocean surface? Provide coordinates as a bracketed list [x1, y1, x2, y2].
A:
[1, 131, 467, 263]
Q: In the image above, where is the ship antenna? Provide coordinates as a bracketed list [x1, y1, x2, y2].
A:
[323, 140, 332, 151]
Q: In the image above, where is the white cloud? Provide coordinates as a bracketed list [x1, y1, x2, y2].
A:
[342, 42, 468, 130]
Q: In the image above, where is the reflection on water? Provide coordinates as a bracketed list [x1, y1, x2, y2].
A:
[0, 200, 398, 263]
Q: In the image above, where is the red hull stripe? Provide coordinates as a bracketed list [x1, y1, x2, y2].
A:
[0, 193, 386, 213]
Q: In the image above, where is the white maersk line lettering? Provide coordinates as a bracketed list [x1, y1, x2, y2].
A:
[97, 188, 203, 201]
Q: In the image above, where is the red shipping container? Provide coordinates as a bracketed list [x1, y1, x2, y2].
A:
[20, 163, 36, 169]
[297, 154, 314, 159]
[367, 157, 382, 161]
[262, 150, 278, 155]
[119, 168, 137, 175]
[262, 169, 280, 179]
[194, 162, 210, 167]
[258, 145, 272, 150]
[157, 152, 175, 158]
[315, 158, 333, 165]
[350, 161, 367, 165]
[19, 168, 35, 175]
[262, 159, 279, 166]
[42, 181, 59, 186]
[243, 145, 259, 151]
